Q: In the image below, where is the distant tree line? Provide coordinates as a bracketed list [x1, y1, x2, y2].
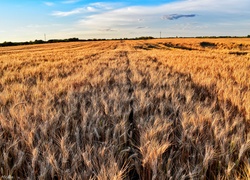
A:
[0, 36, 156, 47]
[1, 35, 249, 47]
[0, 37, 157, 47]
[196, 35, 250, 38]
[0, 38, 81, 47]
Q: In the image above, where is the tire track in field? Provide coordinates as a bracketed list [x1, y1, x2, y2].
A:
[116, 50, 142, 180]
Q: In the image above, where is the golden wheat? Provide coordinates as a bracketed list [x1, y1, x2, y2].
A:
[0, 39, 249, 179]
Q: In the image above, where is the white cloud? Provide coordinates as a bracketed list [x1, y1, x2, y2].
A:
[48, 0, 250, 38]
[86, 7, 98, 12]
[77, 0, 250, 34]
[44, 2, 55, 6]
[52, 8, 85, 17]
[62, 0, 81, 4]
[89, 2, 122, 10]
[52, 2, 122, 17]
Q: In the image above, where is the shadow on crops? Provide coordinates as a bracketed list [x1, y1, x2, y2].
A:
[200, 41, 217, 48]
[0, 54, 249, 179]
[229, 51, 248, 56]
[162, 42, 198, 51]
[68, 56, 249, 179]
[134, 43, 161, 50]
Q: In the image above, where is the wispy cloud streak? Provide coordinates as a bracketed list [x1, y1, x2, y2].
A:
[62, 0, 81, 4]
[52, 2, 122, 17]
[162, 14, 196, 20]
[44, 2, 54, 6]
[52, 8, 85, 17]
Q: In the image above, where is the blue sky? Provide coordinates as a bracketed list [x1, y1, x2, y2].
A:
[0, 0, 249, 42]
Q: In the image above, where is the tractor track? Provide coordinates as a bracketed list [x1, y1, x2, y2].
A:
[117, 51, 142, 180]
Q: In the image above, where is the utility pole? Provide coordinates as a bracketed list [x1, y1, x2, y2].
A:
[160, 31, 162, 39]
[44, 34, 46, 41]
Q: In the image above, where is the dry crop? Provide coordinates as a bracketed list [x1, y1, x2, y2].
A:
[0, 38, 249, 179]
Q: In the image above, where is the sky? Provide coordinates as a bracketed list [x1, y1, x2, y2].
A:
[0, 0, 250, 42]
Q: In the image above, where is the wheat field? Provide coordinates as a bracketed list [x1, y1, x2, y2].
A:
[0, 38, 249, 179]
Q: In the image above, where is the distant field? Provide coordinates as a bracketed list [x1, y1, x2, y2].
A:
[0, 38, 249, 179]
